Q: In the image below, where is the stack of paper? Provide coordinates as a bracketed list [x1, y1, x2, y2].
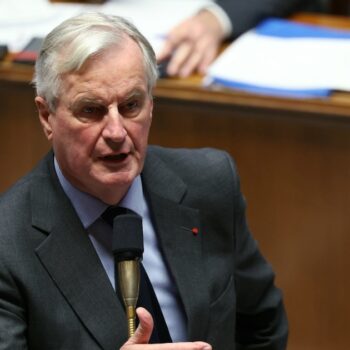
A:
[205, 19, 350, 98]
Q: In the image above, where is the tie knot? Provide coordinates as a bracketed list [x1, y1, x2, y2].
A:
[102, 206, 129, 226]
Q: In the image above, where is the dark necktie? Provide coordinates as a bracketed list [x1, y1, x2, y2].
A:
[102, 206, 172, 343]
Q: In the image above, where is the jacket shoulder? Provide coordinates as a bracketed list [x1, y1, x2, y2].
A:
[146, 145, 241, 193]
[0, 153, 53, 227]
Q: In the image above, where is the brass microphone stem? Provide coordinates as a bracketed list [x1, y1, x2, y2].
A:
[118, 260, 140, 338]
[126, 306, 136, 337]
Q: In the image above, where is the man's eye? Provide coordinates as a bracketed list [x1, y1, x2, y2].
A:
[82, 105, 105, 115]
[127, 100, 139, 109]
[76, 105, 107, 122]
[119, 100, 141, 116]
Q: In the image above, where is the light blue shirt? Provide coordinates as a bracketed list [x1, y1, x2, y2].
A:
[54, 158, 187, 342]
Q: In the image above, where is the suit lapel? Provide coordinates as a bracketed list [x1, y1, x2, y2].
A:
[30, 157, 127, 350]
[143, 150, 210, 341]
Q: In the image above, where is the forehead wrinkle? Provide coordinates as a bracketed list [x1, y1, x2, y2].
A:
[63, 74, 147, 107]
[80, 83, 145, 107]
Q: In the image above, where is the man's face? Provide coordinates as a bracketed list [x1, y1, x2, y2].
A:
[36, 38, 153, 204]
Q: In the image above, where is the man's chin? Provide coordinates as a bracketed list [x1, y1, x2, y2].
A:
[98, 171, 137, 190]
[90, 178, 134, 204]
[97, 175, 132, 188]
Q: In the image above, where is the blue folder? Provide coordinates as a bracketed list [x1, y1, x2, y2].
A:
[211, 19, 350, 98]
[256, 18, 350, 39]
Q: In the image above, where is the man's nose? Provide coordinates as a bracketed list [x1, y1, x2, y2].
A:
[102, 108, 127, 142]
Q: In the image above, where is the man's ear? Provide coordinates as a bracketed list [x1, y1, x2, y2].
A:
[35, 96, 53, 141]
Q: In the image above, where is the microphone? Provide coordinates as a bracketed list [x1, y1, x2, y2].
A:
[112, 212, 144, 338]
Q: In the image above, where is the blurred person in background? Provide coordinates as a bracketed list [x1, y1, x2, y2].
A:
[157, 0, 325, 77]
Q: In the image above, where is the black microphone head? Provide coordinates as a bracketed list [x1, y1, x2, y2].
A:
[112, 212, 144, 262]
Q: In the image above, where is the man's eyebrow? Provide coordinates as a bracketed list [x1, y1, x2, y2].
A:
[67, 86, 148, 110]
[122, 89, 145, 100]
[122, 84, 148, 98]
[68, 97, 105, 110]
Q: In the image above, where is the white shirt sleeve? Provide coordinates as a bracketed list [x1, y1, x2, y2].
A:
[203, 3, 233, 38]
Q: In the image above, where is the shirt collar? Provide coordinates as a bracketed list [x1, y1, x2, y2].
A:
[54, 158, 145, 229]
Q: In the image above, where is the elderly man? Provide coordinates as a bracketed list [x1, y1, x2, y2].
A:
[0, 13, 287, 350]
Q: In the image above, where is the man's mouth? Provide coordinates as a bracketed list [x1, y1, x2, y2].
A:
[101, 153, 129, 161]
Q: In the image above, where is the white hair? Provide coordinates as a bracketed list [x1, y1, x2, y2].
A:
[33, 12, 158, 111]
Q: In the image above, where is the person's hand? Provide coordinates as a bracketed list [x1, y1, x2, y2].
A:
[120, 307, 212, 349]
[157, 10, 225, 78]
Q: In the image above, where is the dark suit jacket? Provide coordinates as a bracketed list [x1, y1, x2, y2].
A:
[217, 0, 321, 38]
[0, 146, 287, 349]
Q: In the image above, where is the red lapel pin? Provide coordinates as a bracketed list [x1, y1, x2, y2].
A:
[181, 226, 199, 236]
[191, 227, 199, 235]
